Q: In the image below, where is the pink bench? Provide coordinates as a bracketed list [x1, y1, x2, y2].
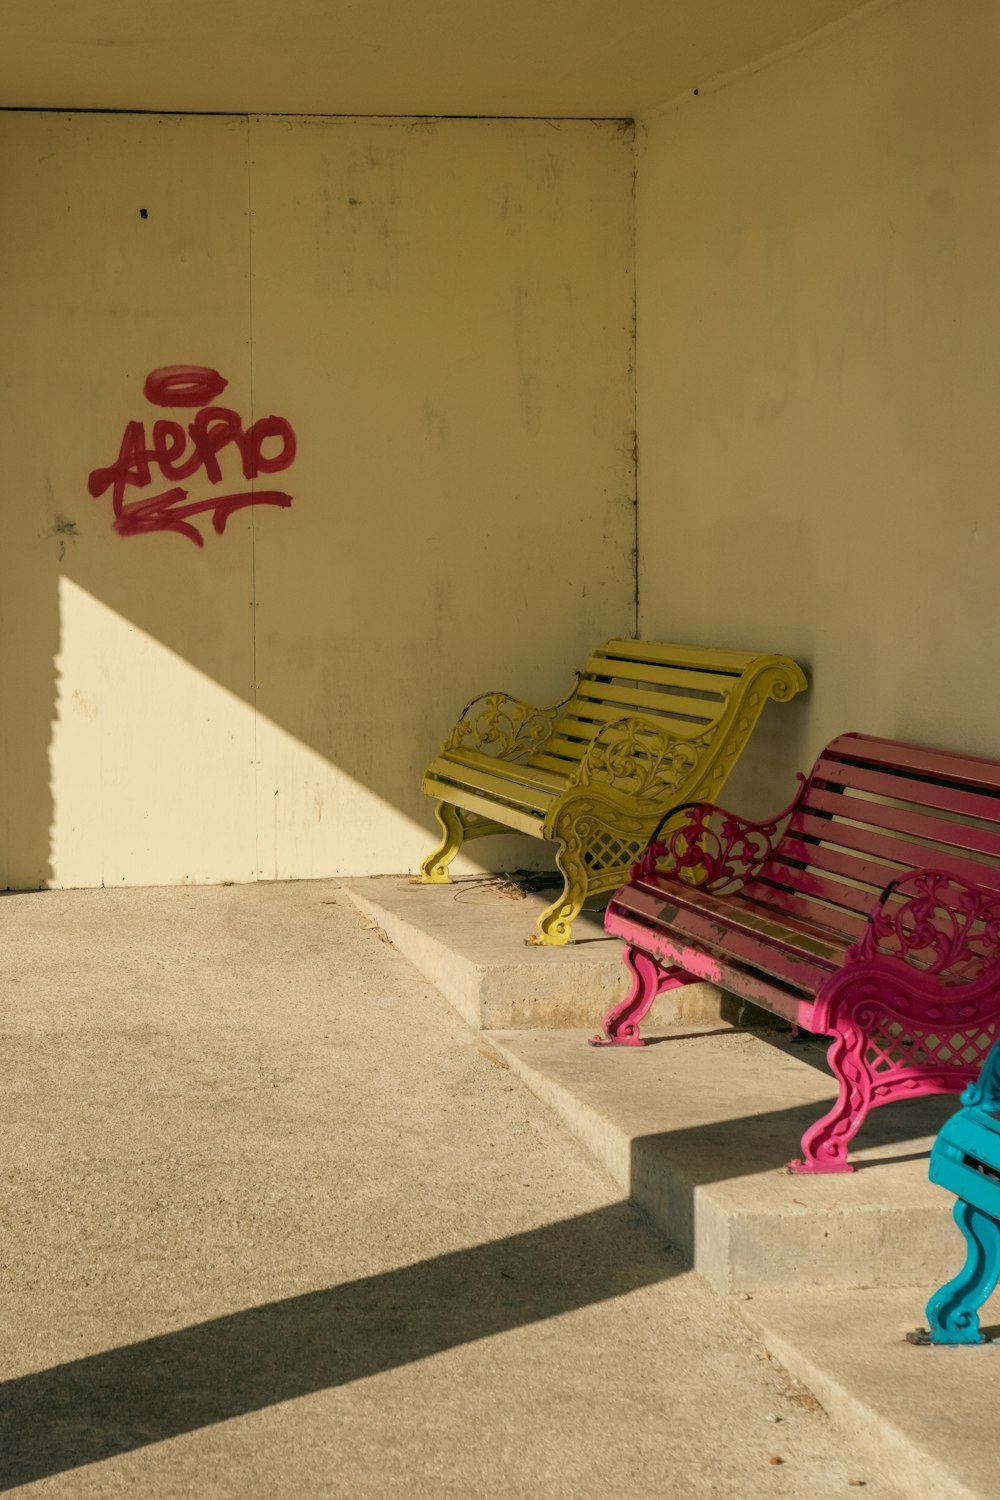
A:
[594, 734, 1000, 1174]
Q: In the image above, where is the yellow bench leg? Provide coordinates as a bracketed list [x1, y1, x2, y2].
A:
[529, 846, 588, 946]
[419, 802, 465, 883]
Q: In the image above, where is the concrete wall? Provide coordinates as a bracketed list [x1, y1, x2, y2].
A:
[0, 113, 636, 888]
[635, 0, 1000, 813]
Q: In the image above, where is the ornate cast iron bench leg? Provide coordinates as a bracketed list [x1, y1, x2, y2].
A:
[786, 1016, 869, 1174]
[531, 887, 581, 947]
[910, 1037, 1000, 1344]
[528, 838, 590, 946]
[924, 1199, 1000, 1345]
[787, 967, 998, 1174]
[419, 803, 465, 884]
[589, 947, 690, 1046]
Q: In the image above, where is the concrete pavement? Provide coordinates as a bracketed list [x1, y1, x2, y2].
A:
[0, 881, 898, 1498]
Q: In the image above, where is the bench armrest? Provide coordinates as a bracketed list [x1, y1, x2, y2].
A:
[959, 1035, 1000, 1110]
[632, 775, 807, 893]
[443, 676, 580, 761]
[574, 715, 713, 803]
[849, 869, 1000, 986]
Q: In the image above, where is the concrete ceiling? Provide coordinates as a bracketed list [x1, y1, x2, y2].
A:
[3, 0, 873, 117]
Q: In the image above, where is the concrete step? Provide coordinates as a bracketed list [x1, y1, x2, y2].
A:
[485, 1024, 1000, 1500]
[339, 876, 992, 1500]
[340, 874, 726, 1030]
[482, 1024, 961, 1295]
[738, 1285, 1000, 1500]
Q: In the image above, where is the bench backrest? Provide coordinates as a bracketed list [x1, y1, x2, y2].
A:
[748, 734, 1000, 943]
[527, 639, 792, 782]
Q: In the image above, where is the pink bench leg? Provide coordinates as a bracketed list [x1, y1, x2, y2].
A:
[786, 1018, 868, 1173]
[786, 981, 1000, 1173]
[589, 945, 689, 1047]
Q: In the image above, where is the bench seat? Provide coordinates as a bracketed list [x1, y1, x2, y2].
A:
[419, 639, 807, 945]
[611, 877, 847, 1018]
[596, 733, 1000, 1172]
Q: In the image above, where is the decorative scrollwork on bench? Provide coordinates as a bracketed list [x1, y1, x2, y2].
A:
[577, 717, 711, 803]
[633, 775, 807, 894]
[446, 684, 576, 761]
[851, 870, 1000, 984]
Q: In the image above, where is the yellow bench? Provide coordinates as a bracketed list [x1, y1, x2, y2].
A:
[419, 639, 807, 944]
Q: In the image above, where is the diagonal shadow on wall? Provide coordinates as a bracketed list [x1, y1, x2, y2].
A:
[0, 110, 644, 892]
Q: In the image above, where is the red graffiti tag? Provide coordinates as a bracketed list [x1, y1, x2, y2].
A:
[143, 365, 229, 407]
[88, 366, 296, 546]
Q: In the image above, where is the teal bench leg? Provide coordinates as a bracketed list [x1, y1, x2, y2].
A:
[925, 1199, 1000, 1345]
[910, 1037, 1000, 1346]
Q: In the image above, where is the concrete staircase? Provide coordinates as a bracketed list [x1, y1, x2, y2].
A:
[341, 875, 1000, 1500]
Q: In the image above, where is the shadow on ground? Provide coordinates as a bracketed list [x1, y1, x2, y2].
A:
[0, 1202, 668, 1489]
[631, 1086, 958, 1185]
[2, 1092, 959, 1489]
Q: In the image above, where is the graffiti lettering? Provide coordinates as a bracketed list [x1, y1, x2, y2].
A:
[88, 366, 296, 546]
[143, 365, 229, 407]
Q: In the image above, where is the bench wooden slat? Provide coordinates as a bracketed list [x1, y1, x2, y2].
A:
[421, 775, 545, 835]
[773, 837, 903, 900]
[577, 685, 727, 721]
[592, 640, 765, 673]
[607, 906, 821, 1026]
[532, 739, 593, 764]
[617, 892, 840, 993]
[704, 962, 813, 1024]
[424, 762, 552, 813]
[811, 756, 1000, 826]
[581, 658, 731, 698]
[563, 699, 710, 729]
[752, 864, 877, 919]
[824, 734, 1000, 794]
[556, 701, 718, 734]
[522, 666, 756, 776]
[585, 661, 741, 695]
[541, 715, 718, 760]
[532, 705, 723, 765]
[528, 749, 591, 775]
[443, 747, 564, 794]
[743, 876, 875, 930]
[787, 809, 1000, 894]
[804, 784, 1000, 862]
[574, 680, 727, 721]
[646, 880, 849, 967]
[617, 882, 841, 989]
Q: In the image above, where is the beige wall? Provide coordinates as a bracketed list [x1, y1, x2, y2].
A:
[636, 0, 1000, 813]
[17, 0, 993, 891]
[0, 113, 636, 888]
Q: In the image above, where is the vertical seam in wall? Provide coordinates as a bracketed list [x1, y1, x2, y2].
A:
[246, 113, 260, 882]
[630, 126, 640, 638]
